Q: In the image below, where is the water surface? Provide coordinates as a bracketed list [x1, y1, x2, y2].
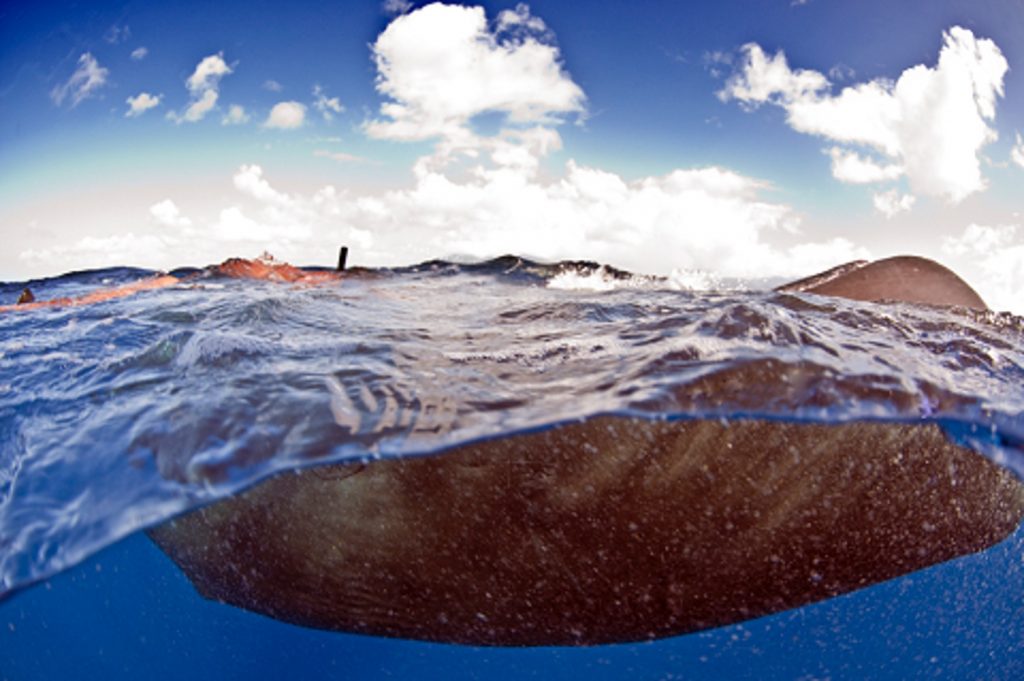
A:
[1, 256, 1023, 674]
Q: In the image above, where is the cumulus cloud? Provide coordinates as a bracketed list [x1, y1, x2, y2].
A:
[720, 27, 1008, 204]
[203, 167, 322, 245]
[313, 85, 344, 121]
[827, 148, 902, 184]
[872, 189, 916, 218]
[222, 104, 250, 125]
[943, 222, 1018, 257]
[719, 44, 827, 106]
[125, 92, 162, 117]
[19, 233, 174, 271]
[1012, 132, 1024, 169]
[265, 101, 306, 129]
[233, 165, 293, 206]
[174, 89, 217, 123]
[170, 53, 233, 123]
[210, 206, 280, 242]
[263, 79, 283, 92]
[186, 54, 232, 93]
[149, 199, 192, 228]
[365, 2, 585, 143]
[131, 47, 148, 61]
[51, 53, 109, 107]
[942, 223, 1024, 312]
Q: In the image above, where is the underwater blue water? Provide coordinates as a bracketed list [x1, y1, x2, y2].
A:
[1, 524, 1022, 680]
[1, 257, 1024, 678]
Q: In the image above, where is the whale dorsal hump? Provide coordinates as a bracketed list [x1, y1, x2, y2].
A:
[777, 256, 987, 310]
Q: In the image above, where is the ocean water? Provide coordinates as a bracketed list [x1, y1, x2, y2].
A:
[1, 256, 1023, 678]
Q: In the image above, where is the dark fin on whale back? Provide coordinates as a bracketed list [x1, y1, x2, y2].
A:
[776, 256, 987, 311]
[16, 288, 35, 305]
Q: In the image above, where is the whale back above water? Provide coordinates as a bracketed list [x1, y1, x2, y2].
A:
[776, 256, 988, 310]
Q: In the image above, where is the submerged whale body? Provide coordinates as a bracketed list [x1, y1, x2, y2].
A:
[151, 418, 1024, 646]
[149, 256, 1024, 646]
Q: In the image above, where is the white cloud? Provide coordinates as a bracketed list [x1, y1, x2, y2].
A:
[210, 206, 279, 242]
[263, 79, 283, 92]
[872, 189, 916, 218]
[175, 89, 218, 123]
[382, 0, 413, 16]
[313, 85, 344, 121]
[51, 53, 109, 107]
[941, 223, 1024, 313]
[222, 104, 250, 125]
[186, 54, 232, 93]
[1012, 132, 1024, 169]
[131, 47, 148, 61]
[943, 222, 1017, 256]
[265, 101, 306, 129]
[125, 92, 162, 117]
[19, 233, 173, 271]
[149, 199, 192, 228]
[827, 148, 902, 184]
[203, 168, 319, 245]
[718, 43, 827, 106]
[720, 27, 1008, 203]
[170, 53, 233, 123]
[233, 165, 293, 206]
[365, 3, 585, 142]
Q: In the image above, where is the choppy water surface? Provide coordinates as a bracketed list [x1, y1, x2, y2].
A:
[1, 256, 1023, 597]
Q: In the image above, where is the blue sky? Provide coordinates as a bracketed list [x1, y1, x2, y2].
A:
[1, 0, 1022, 310]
